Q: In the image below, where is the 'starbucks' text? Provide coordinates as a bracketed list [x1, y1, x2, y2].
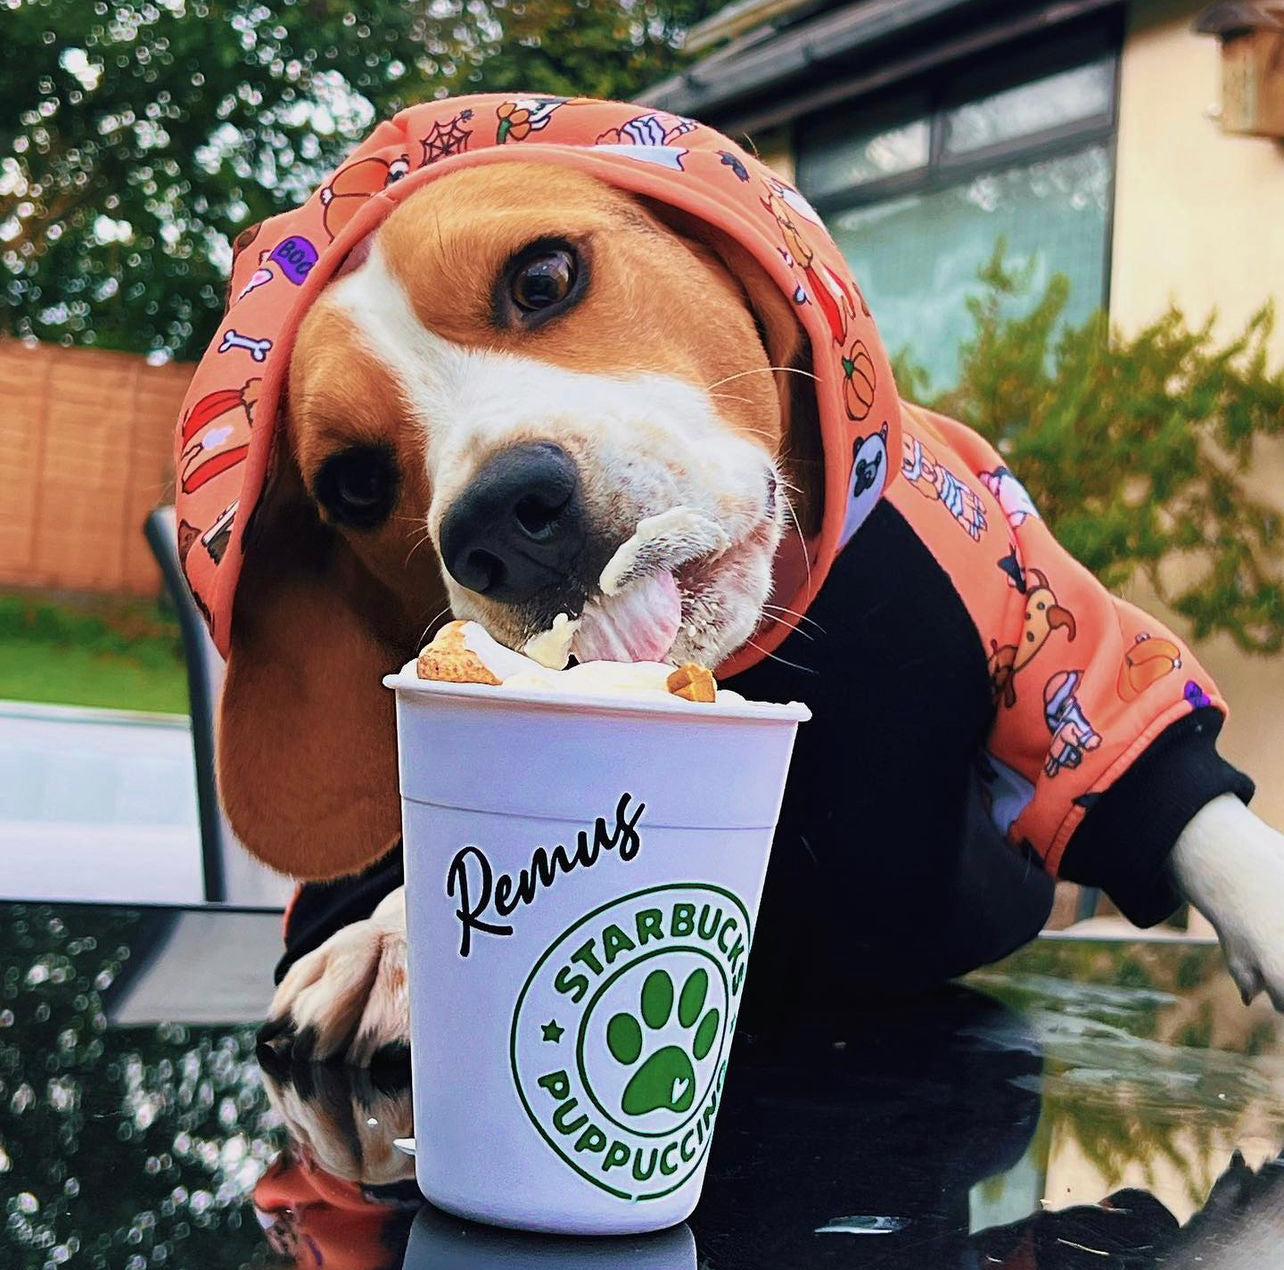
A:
[553, 898, 748, 1002]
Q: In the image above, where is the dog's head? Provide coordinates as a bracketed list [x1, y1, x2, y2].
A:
[219, 162, 823, 878]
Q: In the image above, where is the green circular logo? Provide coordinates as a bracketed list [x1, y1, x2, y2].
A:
[510, 883, 751, 1201]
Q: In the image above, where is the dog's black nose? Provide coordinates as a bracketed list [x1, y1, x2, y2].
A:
[440, 442, 586, 602]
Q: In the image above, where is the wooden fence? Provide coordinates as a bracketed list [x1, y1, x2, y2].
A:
[0, 341, 194, 596]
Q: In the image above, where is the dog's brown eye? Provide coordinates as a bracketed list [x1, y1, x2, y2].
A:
[511, 248, 577, 313]
[494, 240, 589, 331]
[314, 445, 399, 529]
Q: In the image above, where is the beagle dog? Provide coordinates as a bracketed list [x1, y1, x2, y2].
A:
[179, 101, 1283, 1065]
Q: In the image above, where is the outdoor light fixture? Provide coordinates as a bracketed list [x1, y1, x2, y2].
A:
[1197, 2, 1284, 137]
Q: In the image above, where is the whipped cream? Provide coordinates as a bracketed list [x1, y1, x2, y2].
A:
[522, 612, 580, 669]
[436, 621, 742, 703]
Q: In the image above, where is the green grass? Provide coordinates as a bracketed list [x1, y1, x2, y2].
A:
[0, 639, 189, 713]
[0, 594, 189, 714]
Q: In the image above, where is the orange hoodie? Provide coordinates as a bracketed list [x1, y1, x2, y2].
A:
[178, 94, 1249, 919]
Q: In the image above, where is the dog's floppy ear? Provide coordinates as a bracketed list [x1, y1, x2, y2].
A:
[638, 198, 823, 535]
[216, 456, 412, 881]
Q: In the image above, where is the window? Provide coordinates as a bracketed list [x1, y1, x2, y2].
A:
[796, 41, 1118, 390]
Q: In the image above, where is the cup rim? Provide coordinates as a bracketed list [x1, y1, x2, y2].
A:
[383, 668, 812, 724]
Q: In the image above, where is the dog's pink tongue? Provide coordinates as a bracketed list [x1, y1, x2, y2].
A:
[573, 571, 681, 663]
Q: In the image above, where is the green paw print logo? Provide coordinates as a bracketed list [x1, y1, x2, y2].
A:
[511, 883, 751, 1201]
[606, 968, 720, 1116]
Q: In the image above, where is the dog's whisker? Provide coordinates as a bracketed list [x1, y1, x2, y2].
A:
[771, 461, 806, 505]
[704, 366, 820, 393]
[405, 528, 436, 566]
[758, 608, 815, 642]
[763, 602, 825, 637]
[744, 638, 817, 675]
[415, 604, 453, 649]
[778, 490, 814, 597]
[706, 391, 757, 407]
[764, 599, 824, 629]
[768, 452, 804, 502]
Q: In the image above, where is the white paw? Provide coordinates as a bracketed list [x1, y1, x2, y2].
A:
[1222, 924, 1284, 1013]
[1170, 796, 1284, 1011]
[259, 886, 409, 1064]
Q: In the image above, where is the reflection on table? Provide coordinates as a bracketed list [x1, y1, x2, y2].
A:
[1, 902, 1281, 1268]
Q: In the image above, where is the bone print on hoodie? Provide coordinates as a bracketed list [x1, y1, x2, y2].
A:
[177, 94, 1251, 924]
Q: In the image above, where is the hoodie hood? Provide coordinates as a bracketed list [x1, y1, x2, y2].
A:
[175, 94, 902, 676]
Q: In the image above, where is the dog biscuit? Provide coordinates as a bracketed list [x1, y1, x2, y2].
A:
[417, 622, 503, 685]
[430, 620, 470, 652]
[666, 663, 717, 703]
[416, 648, 503, 685]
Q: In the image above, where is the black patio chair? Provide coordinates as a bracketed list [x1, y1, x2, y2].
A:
[144, 506, 288, 908]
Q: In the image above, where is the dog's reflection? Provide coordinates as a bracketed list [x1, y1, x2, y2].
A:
[258, 1038, 415, 1187]
[256, 1039, 419, 1268]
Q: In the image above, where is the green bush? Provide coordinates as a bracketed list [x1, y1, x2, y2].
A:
[894, 249, 1284, 653]
[0, 594, 182, 669]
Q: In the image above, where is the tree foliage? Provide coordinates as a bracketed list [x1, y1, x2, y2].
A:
[894, 249, 1284, 653]
[1, 0, 718, 359]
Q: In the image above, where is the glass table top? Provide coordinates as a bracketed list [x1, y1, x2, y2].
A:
[2, 901, 1281, 1268]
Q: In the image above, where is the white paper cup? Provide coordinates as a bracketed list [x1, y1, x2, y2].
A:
[385, 670, 809, 1235]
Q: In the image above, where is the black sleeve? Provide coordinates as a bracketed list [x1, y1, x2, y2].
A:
[1058, 708, 1255, 927]
[274, 844, 405, 985]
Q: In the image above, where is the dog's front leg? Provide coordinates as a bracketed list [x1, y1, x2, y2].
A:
[260, 886, 409, 1065]
[1169, 795, 1284, 1010]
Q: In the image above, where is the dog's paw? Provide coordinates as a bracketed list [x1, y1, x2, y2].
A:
[1222, 931, 1284, 1013]
[1170, 796, 1284, 1012]
[1212, 909, 1284, 1017]
[259, 886, 409, 1064]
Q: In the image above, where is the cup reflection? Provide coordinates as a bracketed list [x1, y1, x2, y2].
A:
[403, 1204, 697, 1269]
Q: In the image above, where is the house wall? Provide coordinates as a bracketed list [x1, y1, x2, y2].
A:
[1111, 0, 1284, 363]
[1112, 0, 1284, 831]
